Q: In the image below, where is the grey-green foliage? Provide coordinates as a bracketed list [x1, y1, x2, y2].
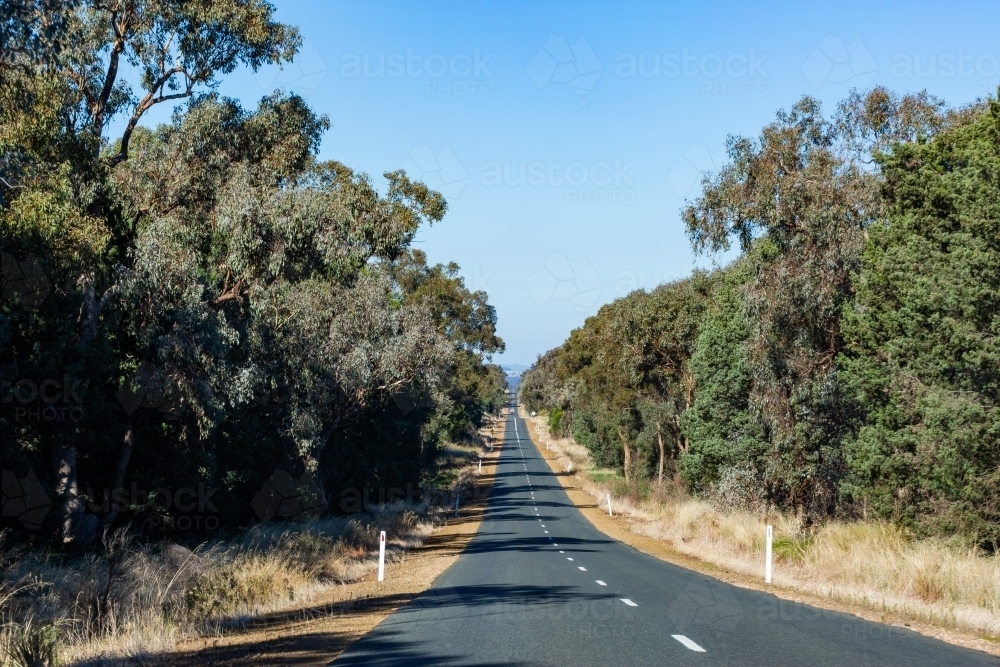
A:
[0, 2, 504, 545]
[682, 89, 944, 516]
[523, 275, 712, 482]
[523, 89, 1000, 542]
[112, 93, 453, 468]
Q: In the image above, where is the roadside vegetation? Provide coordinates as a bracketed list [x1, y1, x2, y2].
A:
[521, 87, 1000, 637]
[526, 413, 1000, 639]
[0, 417, 500, 666]
[1, 2, 506, 665]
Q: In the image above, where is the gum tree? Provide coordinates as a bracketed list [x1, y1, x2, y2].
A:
[682, 89, 944, 517]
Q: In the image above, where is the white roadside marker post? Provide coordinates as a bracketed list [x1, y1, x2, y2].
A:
[765, 524, 773, 584]
[454, 495, 459, 517]
[378, 531, 386, 582]
[607, 493, 613, 517]
[479, 459, 482, 474]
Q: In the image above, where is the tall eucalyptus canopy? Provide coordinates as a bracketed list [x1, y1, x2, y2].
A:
[1, 0, 505, 545]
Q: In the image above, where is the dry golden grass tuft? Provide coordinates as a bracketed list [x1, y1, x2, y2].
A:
[524, 411, 1000, 643]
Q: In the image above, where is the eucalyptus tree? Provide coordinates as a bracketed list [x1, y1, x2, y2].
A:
[682, 88, 944, 517]
[2, 1, 501, 545]
[391, 250, 506, 447]
[530, 275, 711, 482]
[609, 275, 713, 483]
[2, 0, 302, 542]
[109, 92, 453, 515]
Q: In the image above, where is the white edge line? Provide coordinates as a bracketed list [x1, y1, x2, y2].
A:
[620, 598, 637, 607]
[671, 635, 706, 652]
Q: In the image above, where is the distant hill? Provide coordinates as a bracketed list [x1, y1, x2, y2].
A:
[501, 363, 529, 377]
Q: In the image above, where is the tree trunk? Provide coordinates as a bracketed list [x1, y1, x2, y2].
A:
[673, 413, 688, 453]
[52, 441, 94, 544]
[619, 430, 632, 483]
[102, 414, 136, 526]
[656, 422, 665, 486]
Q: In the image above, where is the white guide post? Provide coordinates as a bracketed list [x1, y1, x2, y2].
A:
[378, 530, 386, 582]
[479, 459, 482, 473]
[607, 493, 613, 517]
[765, 524, 773, 584]
[454, 495, 459, 517]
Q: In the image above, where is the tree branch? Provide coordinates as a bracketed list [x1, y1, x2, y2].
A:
[91, 2, 128, 138]
[108, 65, 190, 167]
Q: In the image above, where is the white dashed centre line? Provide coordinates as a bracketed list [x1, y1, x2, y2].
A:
[595, 580, 606, 586]
[559, 551, 564, 553]
[672, 635, 706, 652]
[620, 599, 637, 607]
[566, 557, 573, 561]
[578, 566, 587, 571]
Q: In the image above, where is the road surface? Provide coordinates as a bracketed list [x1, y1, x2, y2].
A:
[335, 397, 997, 666]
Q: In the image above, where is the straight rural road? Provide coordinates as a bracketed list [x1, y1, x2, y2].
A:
[334, 396, 997, 666]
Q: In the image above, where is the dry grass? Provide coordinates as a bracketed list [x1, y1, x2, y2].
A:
[0, 433, 496, 667]
[525, 412, 1000, 640]
[0, 508, 433, 666]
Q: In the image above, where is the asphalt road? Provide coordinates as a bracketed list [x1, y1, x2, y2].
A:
[334, 397, 998, 666]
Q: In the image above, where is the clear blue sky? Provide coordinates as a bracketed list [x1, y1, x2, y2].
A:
[125, 0, 1000, 366]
